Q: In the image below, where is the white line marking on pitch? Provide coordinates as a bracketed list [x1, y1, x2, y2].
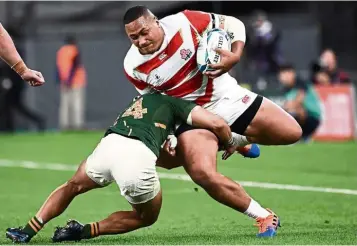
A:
[1, 159, 357, 196]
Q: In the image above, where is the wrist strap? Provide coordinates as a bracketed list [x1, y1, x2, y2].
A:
[228, 135, 234, 146]
[11, 60, 28, 76]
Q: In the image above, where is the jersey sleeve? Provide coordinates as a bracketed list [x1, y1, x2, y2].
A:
[165, 96, 197, 124]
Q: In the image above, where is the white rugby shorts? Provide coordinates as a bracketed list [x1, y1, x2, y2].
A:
[203, 73, 258, 126]
[85, 133, 160, 204]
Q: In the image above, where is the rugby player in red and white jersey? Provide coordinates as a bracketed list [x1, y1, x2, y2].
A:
[123, 6, 301, 237]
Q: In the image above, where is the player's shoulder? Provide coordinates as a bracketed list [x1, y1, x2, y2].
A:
[143, 93, 173, 103]
[142, 92, 165, 100]
[180, 10, 211, 34]
[160, 12, 184, 24]
[181, 9, 210, 19]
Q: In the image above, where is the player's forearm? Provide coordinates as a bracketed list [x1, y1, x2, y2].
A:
[0, 23, 28, 75]
[189, 106, 232, 146]
[210, 118, 233, 146]
[231, 41, 245, 63]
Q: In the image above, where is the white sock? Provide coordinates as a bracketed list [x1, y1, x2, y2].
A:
[235, 134, 250, 147]
[244, 199, 271, 219]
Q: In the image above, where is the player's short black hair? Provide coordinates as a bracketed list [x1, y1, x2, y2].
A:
[123, 5, 151, 25]
[279, 63, 295, 72]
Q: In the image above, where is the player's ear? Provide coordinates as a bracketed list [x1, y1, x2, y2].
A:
[154, 17, 159, 26]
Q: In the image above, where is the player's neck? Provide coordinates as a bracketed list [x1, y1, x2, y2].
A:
[156, 26, 165, 52]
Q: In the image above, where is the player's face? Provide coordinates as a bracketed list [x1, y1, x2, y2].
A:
[125, 16, 164, 55]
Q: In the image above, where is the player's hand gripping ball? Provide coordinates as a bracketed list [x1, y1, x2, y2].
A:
[196, 28, 232, 74]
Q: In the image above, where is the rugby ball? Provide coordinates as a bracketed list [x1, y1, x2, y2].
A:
[197, 28, 232, 73]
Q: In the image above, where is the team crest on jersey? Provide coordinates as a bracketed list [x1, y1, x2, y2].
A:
[242, 95, 250, 104]
[180, 48, 192, 60]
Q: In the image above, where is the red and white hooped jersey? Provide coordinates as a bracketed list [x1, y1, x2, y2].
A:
[124, 10, 244, 107]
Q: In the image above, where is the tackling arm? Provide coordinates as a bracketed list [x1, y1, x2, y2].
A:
[0, 23, 29, 77]
[188, 106, 238, 148]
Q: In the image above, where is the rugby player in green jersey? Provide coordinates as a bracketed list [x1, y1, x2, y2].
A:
[6, 93, 242, 243]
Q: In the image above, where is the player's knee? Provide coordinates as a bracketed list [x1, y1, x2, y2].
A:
[66, 179, 88, 195]
[189, 167, 219, 188]
[271, 114, 303, 145]
[290, 124, 303, 143]
[283, 118, 303, 144]
[141, 212, 159, 227]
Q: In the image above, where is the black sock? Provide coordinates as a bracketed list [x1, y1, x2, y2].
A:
[22, 216, 44, 238]
[80, 222, 99, 239]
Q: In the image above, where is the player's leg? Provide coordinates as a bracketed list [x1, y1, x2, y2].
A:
[5, 136, 114, 243]
[178, 129, 264, 212]
[52, 191, 162, 242]
[5, 160, 103, 243]
[211, 80, 301, 146]
[179, 129, 251, 210]
[51, 134, 162, 242]
[242, 96, 302, 145]
[176, 128, 280, 237]
[98, 136, 162, 235]
[97, 190, 162, 235]
[284, 105, 320, 142]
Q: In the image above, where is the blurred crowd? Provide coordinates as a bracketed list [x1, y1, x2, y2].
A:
[0, 9, 354, 141]
[244, 10, 353, 141]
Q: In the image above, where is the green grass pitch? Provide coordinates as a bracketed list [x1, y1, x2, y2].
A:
[0, 131, 356, 244]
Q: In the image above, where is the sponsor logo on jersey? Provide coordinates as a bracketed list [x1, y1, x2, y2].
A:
[180, 48, 192, 60]
[227, 31, 234, 41]
[159, 53, 167, 60]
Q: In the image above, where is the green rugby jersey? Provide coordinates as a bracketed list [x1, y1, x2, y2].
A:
[105, 93, 196, 157]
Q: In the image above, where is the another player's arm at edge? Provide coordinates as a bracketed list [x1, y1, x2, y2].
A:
[188, 106, 234, 148]
[0, 23, 29, 76]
